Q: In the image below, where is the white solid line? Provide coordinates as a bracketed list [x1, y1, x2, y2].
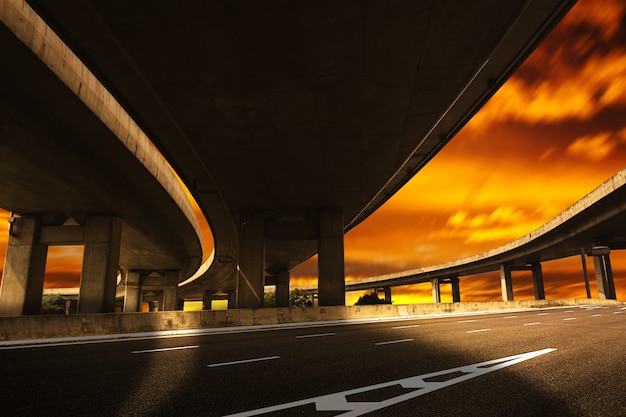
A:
[392, 324, 421, 329]
[524, 322, 541, 326]
[131, 345, 200, 354]
[458, 319, 477, 323]
[503, 316, 518, 319]
[295, 333, 335, 339]
[208, 356, 280, 368]
[466, 328, 490, 333]
[563, 318, 576, 321]
[375, 339, 414, 346]
[223, 348, 557, 416]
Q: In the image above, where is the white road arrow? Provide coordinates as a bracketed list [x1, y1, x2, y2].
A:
[223, 348, 556, 417]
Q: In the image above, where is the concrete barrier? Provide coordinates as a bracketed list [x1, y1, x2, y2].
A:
[0, 298, 623, 344]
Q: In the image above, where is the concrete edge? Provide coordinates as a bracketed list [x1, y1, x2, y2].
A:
[1, 298, 623, 348]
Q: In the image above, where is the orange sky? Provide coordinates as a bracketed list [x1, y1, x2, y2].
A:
[1, 0, 626, 305]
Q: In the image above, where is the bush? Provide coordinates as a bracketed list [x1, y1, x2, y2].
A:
[41, 294, 66, 314]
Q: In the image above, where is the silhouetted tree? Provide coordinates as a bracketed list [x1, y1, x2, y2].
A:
[263, 289, 313, 308]
[355, 293, 391, 305]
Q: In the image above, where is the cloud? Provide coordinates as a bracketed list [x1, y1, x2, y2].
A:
[467, 0, 626, 131]
[566, 131, 616, 161]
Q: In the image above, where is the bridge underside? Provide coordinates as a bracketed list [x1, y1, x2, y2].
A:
[15, 0, 577, 308]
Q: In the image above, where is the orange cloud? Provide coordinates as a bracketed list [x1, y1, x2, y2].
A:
[468, 0, 626, 131]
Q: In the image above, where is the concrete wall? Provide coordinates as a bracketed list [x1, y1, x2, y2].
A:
[1, 299, 623, 343]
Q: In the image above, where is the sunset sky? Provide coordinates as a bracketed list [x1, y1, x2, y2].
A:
[1, 0, 626, 306]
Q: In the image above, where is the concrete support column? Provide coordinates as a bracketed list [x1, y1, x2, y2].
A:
[317, 210, 345, 306]
[78, 216, 122, 314]
[450, 276, 461, 302]
[228, 291, 236, 309]
[431, 278, 441, 303]
[237, 213, 265, 308]
[275, 269, 290, 308]
[592, 246, 616, 300]
[500, 263, 514, 301]
[123, 270, 141, 312]
[0, 216, 48, 316]
[531, 262, 546, 300]
[383, 287, 392, 303]
[163, 270, 180, 311]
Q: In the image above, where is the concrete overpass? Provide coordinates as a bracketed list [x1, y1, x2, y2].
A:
[20, 0, 576, 309]
[339, 167, 626, 303]
[0, 1, 203, 315]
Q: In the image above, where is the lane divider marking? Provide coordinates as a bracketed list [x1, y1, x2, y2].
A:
[207, 356, 280, 368]
[222, 348, 557, 416]
[296, 333, 336, 339]
[374, 339, 414, 346]
[131, 345, 199, 354]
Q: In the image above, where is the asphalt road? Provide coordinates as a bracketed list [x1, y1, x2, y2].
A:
[1, 305, 625, 416]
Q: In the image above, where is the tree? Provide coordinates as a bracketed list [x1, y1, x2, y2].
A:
[263, 291, 276, 307]
[355, 292, 391, 305]
[263, 289, 313, 308]
[40, 294, 66, 314]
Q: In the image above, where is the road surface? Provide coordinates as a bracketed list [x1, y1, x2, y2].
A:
[1, 306, 624, 416]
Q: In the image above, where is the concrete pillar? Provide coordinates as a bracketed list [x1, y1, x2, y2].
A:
[78, 216, 122, 314]
[162, 270, 180, 311]
[123, 270, 141, 312]
[531, 262, 546, 300]
[592, 246, 616, 300]
[431, 278, 441, 303]
[450, 276, 461, 302]
[275, 269, 290, 307]
[383, 287, 392, 303]
[228, 291, 236, 309]
[500, 263, 514, 301]
[0, 216, 48, 316]
[237, 213, 265, 308]
[581, 250, 592, 299]
[317, 210, 345, 306]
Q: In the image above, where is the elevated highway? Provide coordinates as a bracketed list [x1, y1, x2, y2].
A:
[23, 0, 577, 308]
[343, 168, 626, 302]
[0, 1, 203, 314]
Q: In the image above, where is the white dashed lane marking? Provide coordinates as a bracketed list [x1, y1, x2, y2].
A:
[392, 324, 421, 329]
[207, 356, 280, 368]
[524, 322, 541, 326]
[295, 333, 335, 339]
[375, 339, 414, 346]
[466, 329, 490, 333]
[131, 345, 199, 354]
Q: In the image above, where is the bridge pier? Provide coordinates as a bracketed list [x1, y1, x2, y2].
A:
[0, 216, 48, 316]
[591, 246, 617, 300]
[237, 213, 266, 309]
[431, 277, 460, 303]
[0, 214, 124, 315]
[78, 216, 122, 314]
[500, 264, 514, 301]
[123, 270, 142, 312]
[275, 269, 290, 307]
[317, 210, 345, 306]
[531, 262, 546, 300]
